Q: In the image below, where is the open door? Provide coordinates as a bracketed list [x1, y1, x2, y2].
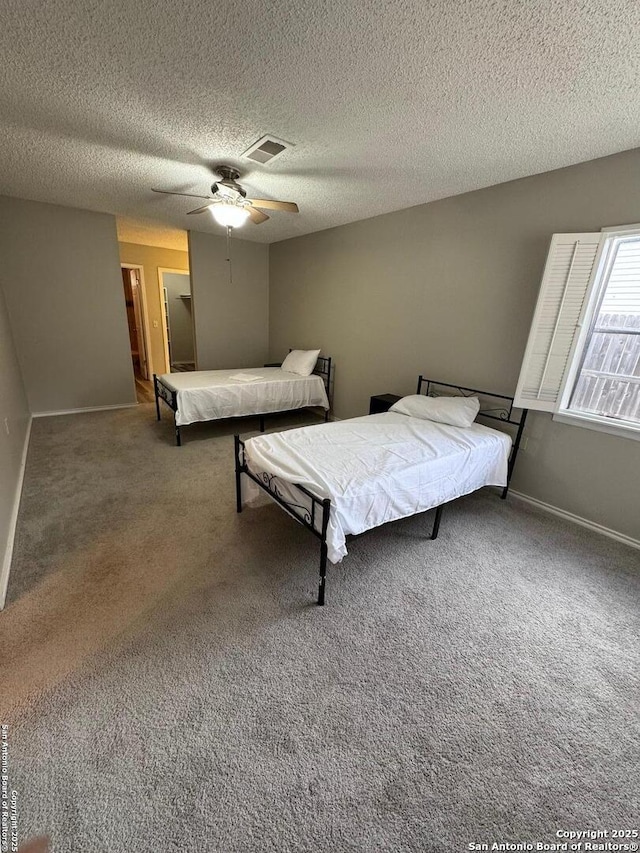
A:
[121, 266, 151, 381]
[129, 269, 149, 379]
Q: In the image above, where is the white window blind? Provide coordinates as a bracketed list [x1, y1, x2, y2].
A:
[600, 237, 640, 313]
[514, 233, 602, 412]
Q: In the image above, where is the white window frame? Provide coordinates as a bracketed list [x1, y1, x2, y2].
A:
[554, 223, 640, 441]
[516, 223, 640, 440]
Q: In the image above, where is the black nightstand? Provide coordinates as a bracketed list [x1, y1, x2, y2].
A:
[369, 393, 401, 414]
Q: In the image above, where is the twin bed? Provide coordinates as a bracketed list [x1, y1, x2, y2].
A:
[154, 354, 331, 445]
[156, 360, 528, 606]
[235, 377, 528, 605]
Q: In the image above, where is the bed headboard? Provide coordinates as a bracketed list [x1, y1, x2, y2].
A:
[416, 375, 528, 493]
[283, 350, 332, 396]
[313, 355, 332, 395]
[416, 376, 522, 426]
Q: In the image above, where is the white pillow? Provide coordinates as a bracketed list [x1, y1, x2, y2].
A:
[389, 394, 480, 427]
[280, 349, 321, 377]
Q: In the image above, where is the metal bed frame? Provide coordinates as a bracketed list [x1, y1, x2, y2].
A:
[154, 355, 332, 446]
[234, 376, 528, 606]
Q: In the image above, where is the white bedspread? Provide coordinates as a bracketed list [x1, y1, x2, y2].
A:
[159, 368, 330, 426]
[243, 412, 512, 564]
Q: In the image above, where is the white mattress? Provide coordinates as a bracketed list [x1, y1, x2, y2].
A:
[159, 367, 330, 427]
[242, 412, 512, 564]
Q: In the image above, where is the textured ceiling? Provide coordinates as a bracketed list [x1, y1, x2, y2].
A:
[2, 0, 640, 244]
[117, 217, 188, 252]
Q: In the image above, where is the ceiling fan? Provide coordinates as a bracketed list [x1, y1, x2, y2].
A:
[152, 165, 299, 227]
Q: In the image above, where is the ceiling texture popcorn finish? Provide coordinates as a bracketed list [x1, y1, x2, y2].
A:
[2, 0, 640, 244]
[116, 217, 188, 252]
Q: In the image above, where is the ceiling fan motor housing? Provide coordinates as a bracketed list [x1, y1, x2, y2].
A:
[213, 165, 247, 200]
[212, 183, 246, 200]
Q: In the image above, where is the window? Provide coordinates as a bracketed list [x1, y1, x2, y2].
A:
[515, 225, 640, 440]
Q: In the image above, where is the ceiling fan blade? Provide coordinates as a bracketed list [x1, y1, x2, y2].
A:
[187, 203, 217, 215]
[247, 206, 269, 224]
[152, 189, 213, 200]
[247, 198, 299, 213]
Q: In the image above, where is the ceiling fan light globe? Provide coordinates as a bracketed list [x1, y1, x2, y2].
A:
[210, 204, 250, 228]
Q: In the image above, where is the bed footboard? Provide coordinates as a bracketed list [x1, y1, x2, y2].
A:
[234, 435, 332, 605]
[153, 374, 182, 446]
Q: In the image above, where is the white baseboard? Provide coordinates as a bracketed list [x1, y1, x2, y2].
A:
[33, 403, 138, 417]
[509, 490, 640, 551]
[0, 416, 33, 610]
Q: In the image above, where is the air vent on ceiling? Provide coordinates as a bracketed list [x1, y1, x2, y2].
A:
[242, 135, 292, 164]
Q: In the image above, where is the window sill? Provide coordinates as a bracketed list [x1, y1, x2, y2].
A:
[553, 410, 640, 442]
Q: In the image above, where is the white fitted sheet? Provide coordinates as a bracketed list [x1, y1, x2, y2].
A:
[242, 412, 512, 564]
[159, 367, 330, 427]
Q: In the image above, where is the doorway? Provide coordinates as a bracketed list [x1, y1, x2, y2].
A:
[158, 268, 196, 372]
[121, 264, 154, 403]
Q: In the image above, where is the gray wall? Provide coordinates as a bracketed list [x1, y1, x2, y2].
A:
[269, 147, 640, 541]
[0, 286, 30, 605]
[0, 196, 136, 413]
[189, 230, 269, 369]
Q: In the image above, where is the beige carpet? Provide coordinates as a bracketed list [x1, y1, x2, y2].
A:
[2, 404, 639, 852]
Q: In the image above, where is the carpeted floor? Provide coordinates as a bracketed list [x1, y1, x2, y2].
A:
[2, 404, 639, 852]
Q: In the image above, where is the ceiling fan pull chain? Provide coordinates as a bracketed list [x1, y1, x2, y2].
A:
[226, 225, 233, 284]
